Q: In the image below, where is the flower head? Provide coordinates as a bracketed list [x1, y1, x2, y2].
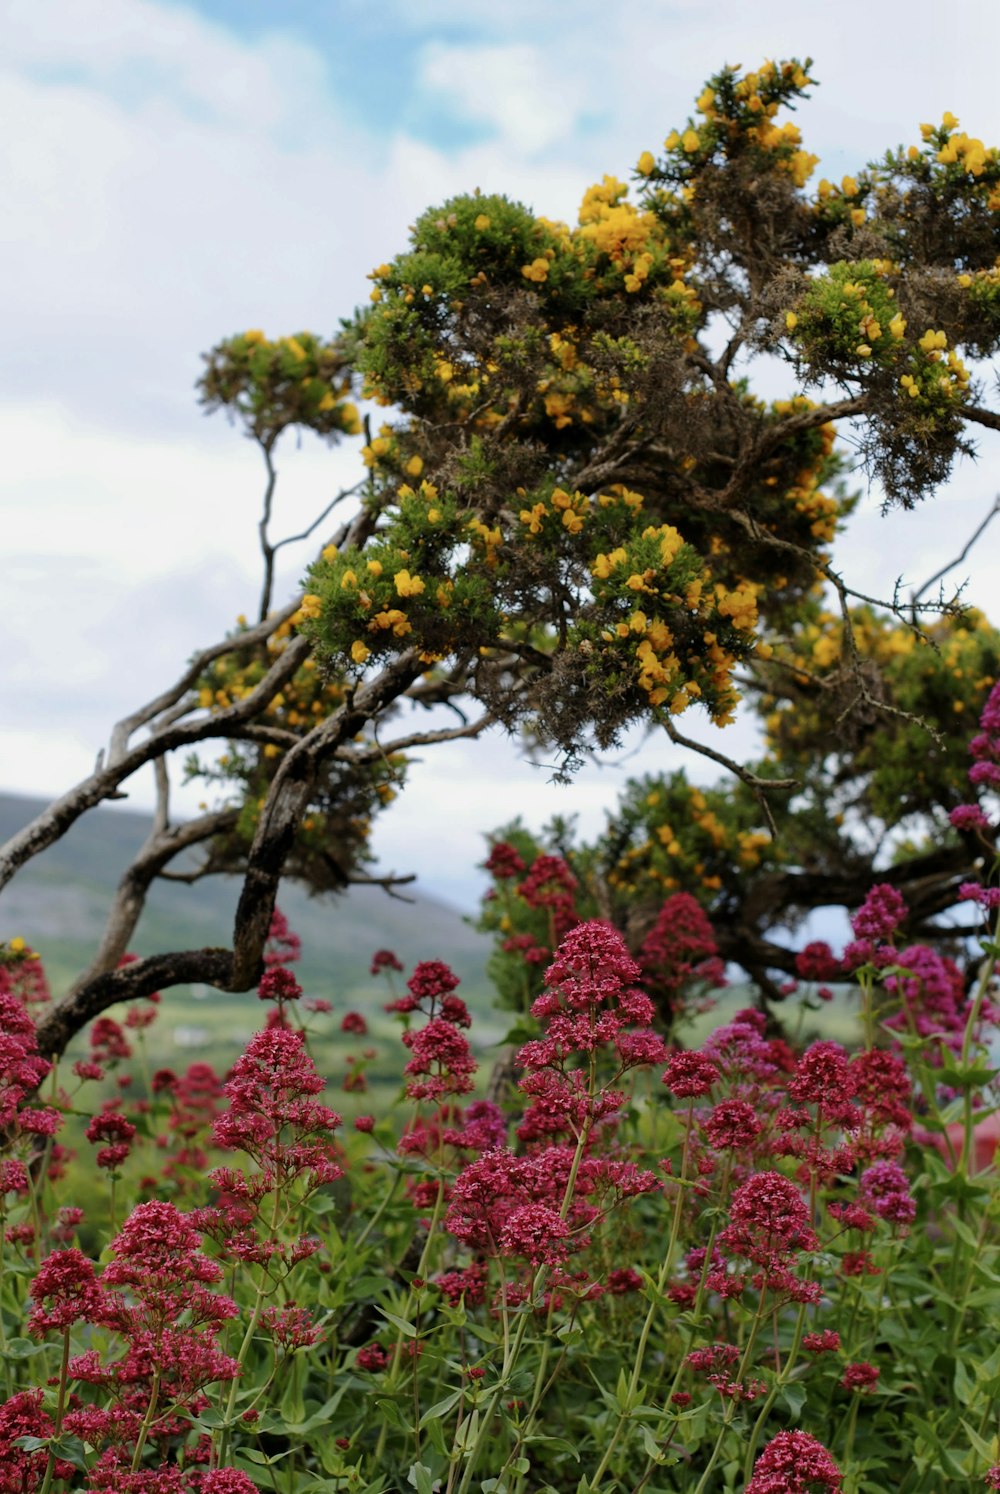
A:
[746, 1430, 842, 1492]
[662, 1050, 720, 1097]
[28, 1248, 106, 1334]
[851, 883, 907, 942]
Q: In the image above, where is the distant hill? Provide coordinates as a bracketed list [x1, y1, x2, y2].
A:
[0, 792, 499, 1071]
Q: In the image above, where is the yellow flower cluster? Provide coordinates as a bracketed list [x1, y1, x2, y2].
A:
[394, 569, 426, 598]
[716, 582, 760, 633]
[900, 331, 970, 403]
[468, 516, 504, 563]
[518, 485, 590, 537]
[608, 779, 780, 901]
[926, 113, 993, 177]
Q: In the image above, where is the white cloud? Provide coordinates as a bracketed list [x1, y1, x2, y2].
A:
[0, 6, 398, 436]
[418, 42, 586, 155]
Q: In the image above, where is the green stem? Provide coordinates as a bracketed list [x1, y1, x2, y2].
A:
[130, 1365, 162, 1472]
[37, 1328, 71, 1494]
[217, 1187, 283, 1467]
[590, 1102, 699, 1489]
[354, 1166, 404, 1251]
[453, 1066, 600, 1494]
[743, 1297, 809, 1481]
[690, 1301, 767, 1494]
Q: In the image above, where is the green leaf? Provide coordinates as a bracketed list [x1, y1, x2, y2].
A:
[779, 1382, 808, 1418]
[640, 1424, 668, 1463]
[961, 1419, 998, 1463]
[406, 1463, 434, 1494]
[377, 1308, 418, 1337]
[376, 1397, 406, 1429]
[420, 1389, 463, 1427]
[279, 1372, 306, 1425]
[239, 1447, 293, 1466]
[2, 1338, 45, 1360]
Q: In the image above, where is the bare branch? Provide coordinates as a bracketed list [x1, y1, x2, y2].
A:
[271, 481, 365, 556]
[333, 712, 495, 764]
[257, 442, 279, 622]
[35, 949, 236, 1061]
[30, 651, 427, 1062]
[107, 603, 301, 764]
[227, 648, 425, 988]
[0, 636, 311, 892]
[963, 404, 1000, 434]
[345, 871, 418, 903]
[911, 493, 1000, 610]
[659, 718, 797, 839]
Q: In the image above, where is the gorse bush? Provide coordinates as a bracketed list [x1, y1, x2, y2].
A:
[1, 686, 1000, 1493]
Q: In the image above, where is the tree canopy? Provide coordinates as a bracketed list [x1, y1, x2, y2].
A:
[4, 57, 1000, 1056]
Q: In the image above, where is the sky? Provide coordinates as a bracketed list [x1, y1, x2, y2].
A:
[3, 0, 1000, 911]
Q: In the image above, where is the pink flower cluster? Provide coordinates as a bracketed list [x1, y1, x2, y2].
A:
[16, 1200, 249, 1488]
[639, 892, 726, 1013]
[388, 960, 477, 1102]
[444, 923, 661, 1281]
[211, 1027, 342, 1185]
[263, 905, 302, 968]
[746, 1430, 842, 1492]
[0, 991, 51, 1132]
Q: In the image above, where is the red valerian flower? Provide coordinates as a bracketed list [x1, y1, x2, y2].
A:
[789, 1041, 856, 1124]
[497, 1202, 573, 1266]
[370, 948, 404, 975]
[260, 1303, 324, 1352]
[0, 943, 51, 1008]
[28, 1247, 106, 1333]
[640, 892, 727, 1001]
[0, 1389, 75, 1490]
[436, 1263, 488, 1306]
[198, 1473, 262, 1494]
[721, 1171, 818, 1268]
[662, 1050, 720, 1097]
[841, 1360, 880, 1392]
[746, 1430, 842, 1492]
[518, 854, 578, 911]
[0, 992, 51, 1128]
[803, 1329, 841, 1353]
[950, 803, 991, 831]
[356, 1343, 388, 1371]
[795, 941, 842, 982]
[407, 960, 462, 1004]
[258, 967, 302, 1003]
[849, 1048, 912, 1130]
[86, 1110, 137, 1170]
[263, 906, 302, 967]
[858, 1160, 915, 1225]
[606, 1267, 643, 1294]
[686, 1342, 764, 1401]
[0, 1158, 29, 1198]
[89, 1015, 132, 1065]
[212, 1027, 342, 1181]
[442, 1099, 507, 1152]
[850, 883, 907, 942]
[401, 1016, 477, 1101]
[703, 1099, 761, 1151]
[341, 1010, 368, 1034]
[483, 840, 526, 879]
